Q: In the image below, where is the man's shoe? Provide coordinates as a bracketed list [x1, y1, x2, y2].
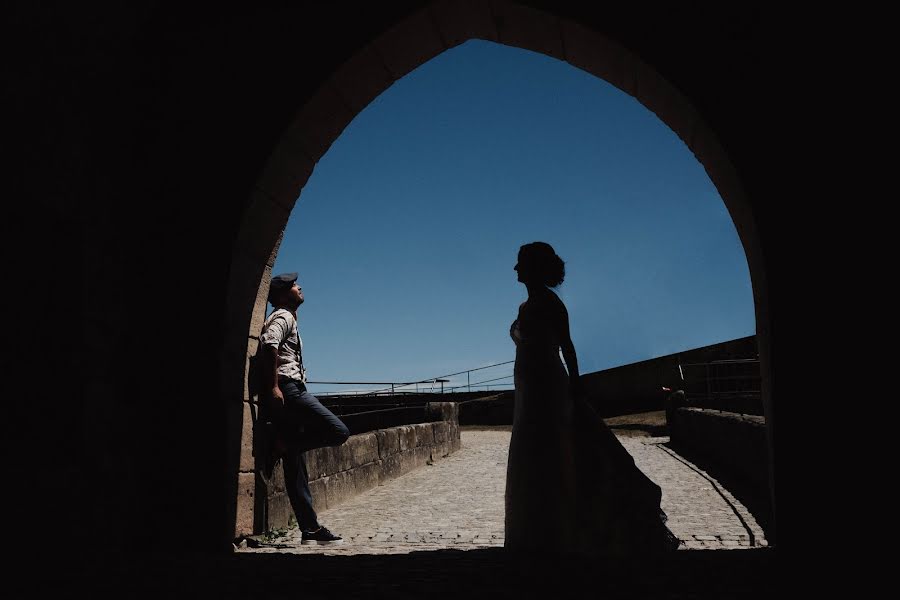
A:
[301, 526, 344, 546]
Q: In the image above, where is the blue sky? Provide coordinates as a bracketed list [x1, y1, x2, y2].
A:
[272, 40, 754, 395]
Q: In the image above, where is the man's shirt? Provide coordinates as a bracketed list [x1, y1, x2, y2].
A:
[259, 308, 307, 383]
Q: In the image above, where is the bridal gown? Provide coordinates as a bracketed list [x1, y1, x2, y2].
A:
[504, 296, 680, 555]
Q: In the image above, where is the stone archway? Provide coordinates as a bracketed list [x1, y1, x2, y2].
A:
[223, 0, 773, 540]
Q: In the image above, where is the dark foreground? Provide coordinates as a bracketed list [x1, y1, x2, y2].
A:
[16, 547, 776, 599]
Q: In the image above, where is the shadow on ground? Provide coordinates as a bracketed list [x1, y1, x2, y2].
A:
[602, 411, 774, 542]
[664, 441, 775, 543]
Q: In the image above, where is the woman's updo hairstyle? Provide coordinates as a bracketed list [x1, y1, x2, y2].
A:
[519, 242, 565, 288]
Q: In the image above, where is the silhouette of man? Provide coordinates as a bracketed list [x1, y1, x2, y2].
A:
[259, 272, 350, 545]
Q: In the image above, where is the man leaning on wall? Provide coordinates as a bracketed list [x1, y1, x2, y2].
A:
[258, 272, 350, 545]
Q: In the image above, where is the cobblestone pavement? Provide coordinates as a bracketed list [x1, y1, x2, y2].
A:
[240, 429, 767, 556]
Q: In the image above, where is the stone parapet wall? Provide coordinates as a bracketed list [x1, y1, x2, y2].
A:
[458, 393, 514, 426]
[667, 406, 768, 490]
[236, 402, 460, 536]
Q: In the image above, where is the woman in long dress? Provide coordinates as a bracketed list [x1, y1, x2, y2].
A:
[504, 242, 680, 555]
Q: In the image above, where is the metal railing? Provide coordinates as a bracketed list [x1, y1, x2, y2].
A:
[308, 360, 515, 397]
[677, 358, 762, 414]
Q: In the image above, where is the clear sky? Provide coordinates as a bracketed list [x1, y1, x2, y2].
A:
[272, 40, 754, 395]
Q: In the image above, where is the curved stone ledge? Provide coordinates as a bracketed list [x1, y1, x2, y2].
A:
[667, 406, 768, 490]
[251, 408, 460, 534]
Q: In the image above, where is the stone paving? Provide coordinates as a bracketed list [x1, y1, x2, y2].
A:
[240, 429, 767, 556]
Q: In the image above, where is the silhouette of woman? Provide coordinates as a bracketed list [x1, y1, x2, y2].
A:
[505, 242, 680, 555]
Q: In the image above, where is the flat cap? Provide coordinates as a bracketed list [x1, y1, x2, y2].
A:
[268, 272, 298, 300]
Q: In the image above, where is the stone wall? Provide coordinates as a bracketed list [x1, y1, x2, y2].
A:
[666, 406, 769, 491]
[237, 403, 461, 535]
[581, 336, 758, 417]
[321, 391, 500, 416]
[456, 336, 758, 425]
[338, 401, 462, 433]
[458, 393, 514, 426]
